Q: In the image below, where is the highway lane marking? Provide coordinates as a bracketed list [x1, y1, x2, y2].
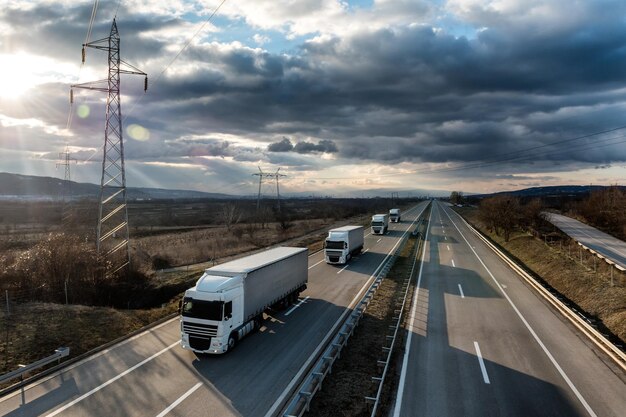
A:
[442, 204, 598, 417]
[458, 284, 465, 298]
[308, 259, 325, 269]
[473, 341, 490, 384]
[451, 259, 456, 267]
[444, 236, 447, 240]
[377, 238, 382, 243]
[393, 203, 432, 417]
[285, 296, 310, 316]
[44, 342, 179, 417]
[267, 202, 429, 417]
[155, 382, 203, 417]
[363, 248, 370, 253]
[447, 245, 450, 251]
[337, 264, 349, 274]
[365, 232, 372, 237]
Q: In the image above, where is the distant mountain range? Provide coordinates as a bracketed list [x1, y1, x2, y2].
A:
[471, 185, 626, 199]
[0, 172, 233, 201]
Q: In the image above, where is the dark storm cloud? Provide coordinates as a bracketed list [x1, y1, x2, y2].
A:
[267, 138, 294, 152]
[4, 0, 626, 181]
[267, 138, 338, 154]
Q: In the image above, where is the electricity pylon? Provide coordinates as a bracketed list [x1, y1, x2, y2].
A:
[71, 18, 148, 276]
[253, 167, 286, 212]
[56, 145, 76, 227]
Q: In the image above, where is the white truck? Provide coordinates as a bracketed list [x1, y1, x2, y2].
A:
[389, 208, 401, 223]
[371, 213, 389, 235]
[180, 246, 308, 354]
[324, 225, 364, 264]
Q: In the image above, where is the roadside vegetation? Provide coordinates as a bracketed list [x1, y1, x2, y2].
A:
[0, 197, 416, 378]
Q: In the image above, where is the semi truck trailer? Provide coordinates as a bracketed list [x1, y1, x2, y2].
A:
[389, 208, 401, 223]
[324, 225, 364, 264]
[180, 246, 308, 354]
[371, 213, 389, 235]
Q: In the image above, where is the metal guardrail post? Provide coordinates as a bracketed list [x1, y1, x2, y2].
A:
[0, 347, 70, 386]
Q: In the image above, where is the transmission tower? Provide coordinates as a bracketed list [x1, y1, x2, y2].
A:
[56, 145, 76, 227]
[71, 19, 148, 276]
[252, 167, 286, 212]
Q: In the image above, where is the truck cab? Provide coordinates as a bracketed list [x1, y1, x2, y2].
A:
[389, 208, 401, 223]
[180, 274, 246, 354]
[324, 226, 364, 264]
[371, 214, 389, 235]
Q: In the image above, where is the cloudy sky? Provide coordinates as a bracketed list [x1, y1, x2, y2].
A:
[1, 0, 626, 196]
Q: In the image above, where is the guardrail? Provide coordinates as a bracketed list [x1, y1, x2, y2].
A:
[575, 242, 625, 286]
[454, 212, 626, 373]
[365, 225, 423, 416]
[0, 347, 70, 386]
[281, 219, 415, 417]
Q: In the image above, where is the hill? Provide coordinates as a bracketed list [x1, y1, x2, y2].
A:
[0, 172, 233, 201]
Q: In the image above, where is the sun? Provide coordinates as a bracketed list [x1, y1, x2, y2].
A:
[0, 53, 43, 99]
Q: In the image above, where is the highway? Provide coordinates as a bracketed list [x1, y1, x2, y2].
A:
[393, 201, 626, 417]
[0, 202, 429, 417]
[545, 212, 626, 270]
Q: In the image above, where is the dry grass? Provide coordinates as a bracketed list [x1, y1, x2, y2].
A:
[0, 300, 178, 379]
[458, 207, 626, 344]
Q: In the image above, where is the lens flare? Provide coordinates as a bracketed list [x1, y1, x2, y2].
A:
[77, 104, 90, 118]
[127, 124, 150, 141]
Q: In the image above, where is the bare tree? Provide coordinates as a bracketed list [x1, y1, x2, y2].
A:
[222, 202, 242, 231]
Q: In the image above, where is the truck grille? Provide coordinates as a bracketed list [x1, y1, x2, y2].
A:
[325, 250, 342, 263]
[183, 321, 218, 339]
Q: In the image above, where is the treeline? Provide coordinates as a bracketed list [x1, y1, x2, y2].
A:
[574, 186, 626, 241]
[477, 196, 544, 242]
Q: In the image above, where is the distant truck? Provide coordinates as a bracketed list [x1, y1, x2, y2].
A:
[389, 208, 401, 223]
[324, 225, 364, 264]
[371, 213, 389, 235]
[180, 246, 308, 354]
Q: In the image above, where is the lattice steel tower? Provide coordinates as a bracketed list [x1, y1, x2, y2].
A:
[253, 167, 286, 212]
[71, 19, 147, 275]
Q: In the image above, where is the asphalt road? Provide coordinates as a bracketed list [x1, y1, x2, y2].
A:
[545, 212, 626, 270]
[0, 202, 429, 417]
[393, 201, 626, 417]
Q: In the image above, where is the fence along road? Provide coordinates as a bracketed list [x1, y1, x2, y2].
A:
[392, 200, 626, 417]
[544, 212, 626, 270]
[0, 202, 429, 417]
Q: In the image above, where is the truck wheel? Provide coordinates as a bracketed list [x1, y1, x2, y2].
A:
[227, 334, 237, 352]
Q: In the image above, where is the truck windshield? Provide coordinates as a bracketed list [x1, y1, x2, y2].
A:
[371, 221, 384, 226]
[181, 298, 223, 321]
[325, 240, 345, 249]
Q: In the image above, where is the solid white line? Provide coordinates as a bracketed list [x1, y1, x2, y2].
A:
[451, 259, 456, 268]
[308, 259, 324, 270]
[155, 382, 203, 417]
[267, 202, 429, 417]
[285, 296, 310, 316]
[458, 284, 465, 298]
[337, 264, 349, 274]
[442, 205, 598, 417]
[393, 203, 432, 417]
[45, 342, 179, 417]
[473, 341, 490, 384]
